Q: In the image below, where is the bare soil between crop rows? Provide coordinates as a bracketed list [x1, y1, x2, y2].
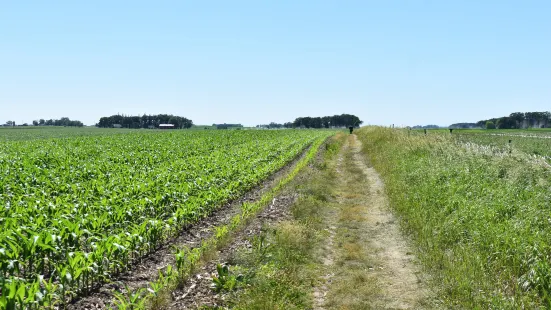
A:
[166, 193, 297, 309]
[68, 144, 312, 310]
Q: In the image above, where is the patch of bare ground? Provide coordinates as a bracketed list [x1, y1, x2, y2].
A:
[321, 135, 431, 309]
[68, 145, 311, 310]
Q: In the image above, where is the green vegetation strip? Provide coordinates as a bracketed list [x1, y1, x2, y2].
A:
[357, 127, 551, 308]
[111, 136, 330, 309]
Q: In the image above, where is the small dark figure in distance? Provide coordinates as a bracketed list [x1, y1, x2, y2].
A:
[349, 126, 354, 134]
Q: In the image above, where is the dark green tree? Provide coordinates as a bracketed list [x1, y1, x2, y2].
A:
[96, 114, 193, 129]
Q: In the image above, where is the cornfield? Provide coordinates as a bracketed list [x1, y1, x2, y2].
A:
[0, 129, 332, 309]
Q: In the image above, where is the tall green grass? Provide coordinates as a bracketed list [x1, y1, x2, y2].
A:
[357, 127, 551, 309]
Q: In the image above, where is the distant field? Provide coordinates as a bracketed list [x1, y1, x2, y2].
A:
[0, 126, 242, 141]
[410, 128, 551, 159]
[415, 128, 551, 135]
[0, 126, 141, 140]
[190, 125, 217, 130]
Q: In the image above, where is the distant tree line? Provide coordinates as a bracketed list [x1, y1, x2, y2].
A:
[256, 122, 290, 129]
[213, 123, 243, 129]
[412, 124, 441, 129]
[257, 114, 363, 129]
[35, 117, 84, 127]
[3, 118, 83, 127]
[479, 112, 551, 129]
[461, 112, 551, 130]
[448, 122, 479, 129]
[2, 118, 84, 127]
[96, 114, 193, 129]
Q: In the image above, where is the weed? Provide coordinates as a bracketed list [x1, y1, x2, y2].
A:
[210, 264, 244, 293]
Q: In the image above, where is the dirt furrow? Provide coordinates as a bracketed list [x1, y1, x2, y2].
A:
[166, 193, 297, 309]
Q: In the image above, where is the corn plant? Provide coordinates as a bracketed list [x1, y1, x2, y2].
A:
[110, 285, 148, 310]
[210, 264, 244, 293]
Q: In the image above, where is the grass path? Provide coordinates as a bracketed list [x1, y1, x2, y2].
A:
[319, 134, 430, 309]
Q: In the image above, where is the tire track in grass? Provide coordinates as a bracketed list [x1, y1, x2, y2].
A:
[312, 152, 342, 310]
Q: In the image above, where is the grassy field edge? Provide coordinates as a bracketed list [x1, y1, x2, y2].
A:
[356, 126, 551, 309]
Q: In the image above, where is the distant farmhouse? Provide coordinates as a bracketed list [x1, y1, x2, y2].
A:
[113, 123, 175, 129]
[214, 123, 243, 130]
[159, 124, 175, 129]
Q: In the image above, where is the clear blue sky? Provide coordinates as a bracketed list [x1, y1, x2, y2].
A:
[1, 1, 550, 126]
